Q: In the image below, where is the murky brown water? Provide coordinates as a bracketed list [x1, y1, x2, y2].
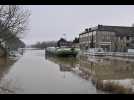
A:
[0, 50, 134, 94]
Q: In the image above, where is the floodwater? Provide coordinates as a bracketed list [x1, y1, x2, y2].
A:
[0, 50, 134, 94]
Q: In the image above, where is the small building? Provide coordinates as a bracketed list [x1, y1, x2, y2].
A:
[72, 43, 79, 48]
[79, 24, 134, 52]
[72, 37, 79, 48]
[57, 38, 73, 47]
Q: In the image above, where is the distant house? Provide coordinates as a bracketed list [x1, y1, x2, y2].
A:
[72, 37, 79, 48]
[57, 38, 73, 47]
[79, 24, 134, 52]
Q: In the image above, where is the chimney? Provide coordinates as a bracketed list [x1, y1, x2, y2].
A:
[89, 28, 91, 31]
[98, 24, 103, 29]
[85, 28, 89, 33]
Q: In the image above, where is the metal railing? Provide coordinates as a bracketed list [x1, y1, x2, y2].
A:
[82, 51, 134, 57]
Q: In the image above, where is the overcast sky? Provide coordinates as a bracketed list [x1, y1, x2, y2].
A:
[21, 5, 134, 45]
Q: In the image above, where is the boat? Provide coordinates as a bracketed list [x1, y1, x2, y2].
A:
[56, 47, 79, 57]
[45, 47, 80, 57]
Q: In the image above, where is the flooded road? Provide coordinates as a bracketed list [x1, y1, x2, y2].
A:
[0, 50, 134, 94]
[0, 50, 100, 94]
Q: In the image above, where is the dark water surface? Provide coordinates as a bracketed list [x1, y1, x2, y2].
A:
[0, 50, 134, 94]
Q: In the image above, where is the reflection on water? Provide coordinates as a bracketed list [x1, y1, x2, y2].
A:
[46, 55, 134, 80]
[1, 50, 134, 93]
[0, 57, 18, 93]
[46, 54, 134, 93]
[0, 57, 18, 80]
[46, 56, 78, 72]
[79, 56, 134, 80]
[45, 55, 92, 81]
[0, 50, 98, 94]
[78, 56, 134, 93]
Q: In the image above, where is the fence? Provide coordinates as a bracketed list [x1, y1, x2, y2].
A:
[81, 51, 134, 57]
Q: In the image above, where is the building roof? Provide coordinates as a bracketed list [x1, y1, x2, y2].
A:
[79, 25, 134, 37]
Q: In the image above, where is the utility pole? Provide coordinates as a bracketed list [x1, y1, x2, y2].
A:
[90, 31, 94, 48]
[87, 29, 90, 50]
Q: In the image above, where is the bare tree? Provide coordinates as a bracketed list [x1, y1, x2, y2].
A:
[0, 5, 30, 43]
